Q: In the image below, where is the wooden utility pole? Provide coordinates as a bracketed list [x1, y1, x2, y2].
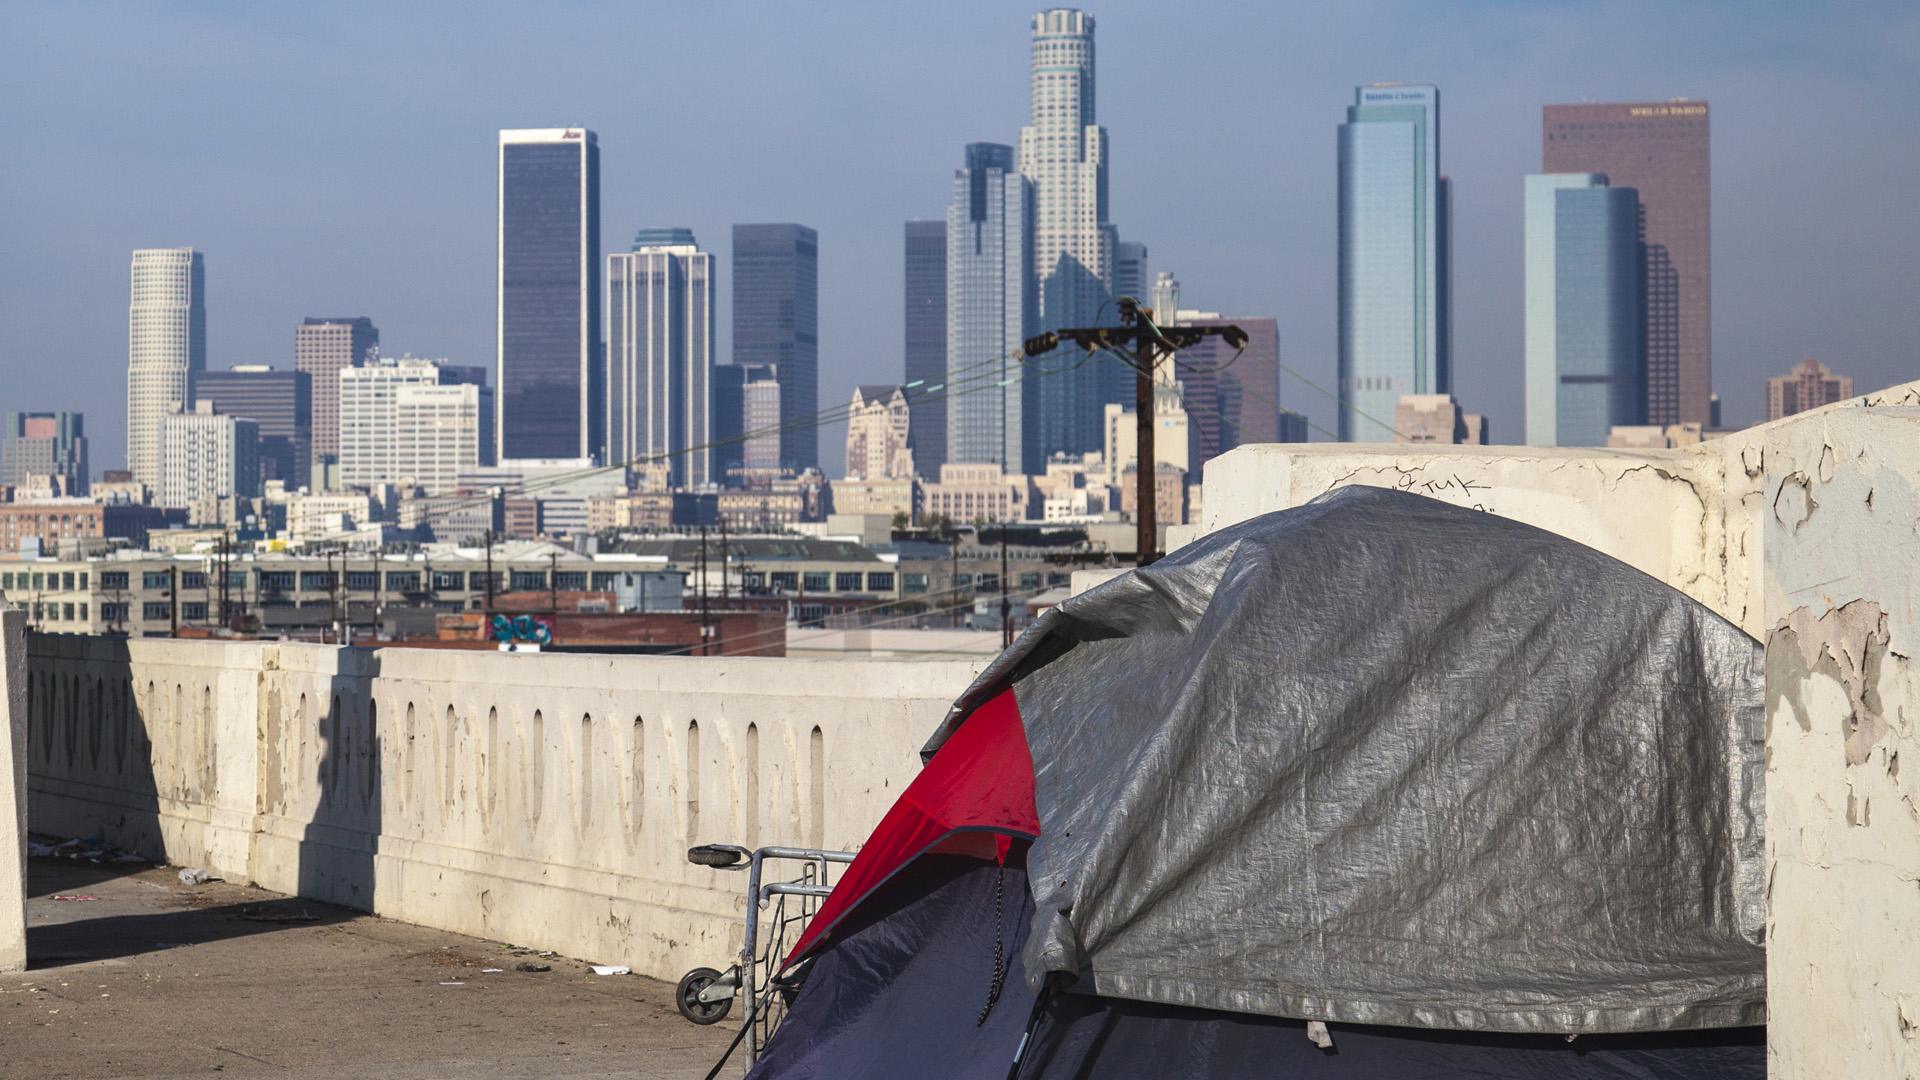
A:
[1132, 325, 1156, 568]
[697, 526, 712, 656]
[1026, 299, 1247, 567]
[999, 525, 1012, 648]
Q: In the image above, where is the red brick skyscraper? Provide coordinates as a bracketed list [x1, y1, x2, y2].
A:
[1543, 101, 1710, 427]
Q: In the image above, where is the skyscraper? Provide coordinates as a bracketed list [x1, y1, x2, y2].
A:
[498, 127, 601, 463]
[1337, 84, 1450, 441]
[339, 358, 491, 493]
[127, 247, 205, 487]
[1113, 241, 1149, 307]
[947, 142, 1037, 473]
[608, 228, 714, 487]
[1767, 359, 1853, 421]
[1020, 8, 1118, 459]
[844, 385, 914, 481]
[295, 316, 378, 467]
[159, 402, 258, 508]
[194, 365, 313, 488]
[1, 412, 89, 494]
[1543, 101, 1710, 426]
[1524, 174, 1645, 447]
[1175, 314, 1282, 468]
[903, 220, 947, 478]
[732, 223, 818, 471]
[738, 366, 783, 474]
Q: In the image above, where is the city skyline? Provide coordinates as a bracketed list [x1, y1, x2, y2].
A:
[3, 3, 1915, 476]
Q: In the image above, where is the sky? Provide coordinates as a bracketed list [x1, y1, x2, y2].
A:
[2, 1, 1916, 477]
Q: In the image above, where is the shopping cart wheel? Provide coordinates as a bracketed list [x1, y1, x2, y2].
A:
[676, 967, 733, 1025]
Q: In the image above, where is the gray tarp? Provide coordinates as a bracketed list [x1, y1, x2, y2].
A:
[929, 487, 1765, 1034]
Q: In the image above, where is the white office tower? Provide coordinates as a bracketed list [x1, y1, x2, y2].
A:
[608, 228, 715, 487]
[1019, 8, 1117, 457]
[159, 402, 257, 508]
[128, 248, 206, 487]
[339, 358, 491, 493]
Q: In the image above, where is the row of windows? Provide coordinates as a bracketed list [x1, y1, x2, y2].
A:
[1, 571, 90, 591]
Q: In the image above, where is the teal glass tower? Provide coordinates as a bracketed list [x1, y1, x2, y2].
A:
[1336, 85, 1450, 441]
[1524, 174, 1645, 446]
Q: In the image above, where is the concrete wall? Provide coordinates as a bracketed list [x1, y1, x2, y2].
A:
[1760, 407, 1920, 1077]
[23, 637, 982, 982]
[0, 609, 25, 973]
[1180, 380, 1920, 640]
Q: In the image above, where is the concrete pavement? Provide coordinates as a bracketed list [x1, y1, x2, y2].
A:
[1, 854, 742, 1079]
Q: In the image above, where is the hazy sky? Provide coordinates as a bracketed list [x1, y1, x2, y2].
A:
[3, 1, 1916, 475]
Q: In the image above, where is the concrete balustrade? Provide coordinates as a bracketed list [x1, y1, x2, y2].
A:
[23, 636, 985, 981]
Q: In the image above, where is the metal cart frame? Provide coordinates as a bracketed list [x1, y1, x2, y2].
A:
[678, 842, 856, 1066]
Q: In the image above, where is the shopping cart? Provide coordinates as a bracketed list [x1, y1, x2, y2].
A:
[677, 842, 856, 1066]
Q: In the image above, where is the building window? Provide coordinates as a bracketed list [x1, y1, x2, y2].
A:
[978, 573, 999, 592]
[100, 602, 124, 623]
[1019, 572, 1041, 590]
[953, 573, 974, 589]
[802, 571, 830, 592]
[31, 573, 45, 590]
[509, 570, 546, 591]
[182, 602, 208, 621]
[77, 572, 88, 589]
[432, 570, 466, 591]
[469, 571, 500, 594]
[142, 571, 170, 590]
[590, 571, 616, 591]
[553, 571, 587, 591]
[835, 572, 863, 592]
[258, 571, 295, 592]
[771, 571, 798, 592]
[345, 571, 376, 591]
[903, 572, 929, 594]
[142, 602, 171, 621]
[866, 572, 895, 592]
[386, 571, 421, 593]
[62, 602, 74, 621]
[300, 571, 335, 591]
[0, 573, 10, 590]
[180, 571, 206, 590]
[77, 604, 87, 621]
[62, 572, 76, 590]
[741, 571, 766, 591]
[226, 570, 246, 590]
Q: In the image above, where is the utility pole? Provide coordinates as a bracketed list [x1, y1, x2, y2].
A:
[1026, 300, 1247, 567]
[548, 550, 560, 613]
[169, 564, 179, 637]
[373, 548, 383, 642]
[326, 549, 338, 643]
[1000, 524, 1011, 648]
[718, 516, 729, 604]
[697, 526, 712, 656]
[483, 529, 496, 613]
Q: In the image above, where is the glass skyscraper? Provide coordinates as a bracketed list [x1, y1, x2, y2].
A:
[1020, 8, 1118, 460]
[732, 223, 818, 471]
[1336, 84, 1450, 441]
[1113, 240, 1149, 308]
[903, 220, 947, 479]
[946, 143, 1037, 473]
[127, 247, 206, 487]
[194, 365, 313, 489]
[608, 228, 714, 487]
[1524, 174, 1644, 446]
[497, 127, 601, 463]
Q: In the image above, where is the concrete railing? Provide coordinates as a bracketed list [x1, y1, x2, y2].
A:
[23, 636, 985, 981]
